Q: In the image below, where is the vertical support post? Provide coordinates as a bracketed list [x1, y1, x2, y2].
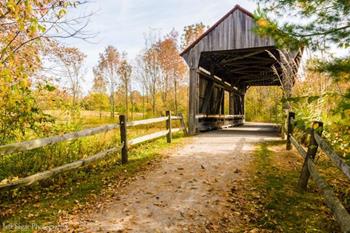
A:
[240, 94, 245, 115]
[240, 93, 245, 124]
[119, 115, 128, 164]
[281, 109, 287, 139]
[166, 110, 172, 143]
[229, 91, 234, 115]
[233, 94, 239, 115]
[286, 111, 295, 150]
[179, 113, 188, 136]
[188, 68, 198, 135]
[298, 121, 323, 190]
[200, 80, 214, 114]
[220, 89, 225, 115]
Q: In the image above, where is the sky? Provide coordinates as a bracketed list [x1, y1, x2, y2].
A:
[62, 0, 258, 94]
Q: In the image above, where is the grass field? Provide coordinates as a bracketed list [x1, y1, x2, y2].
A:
[0, 109, 186, 232]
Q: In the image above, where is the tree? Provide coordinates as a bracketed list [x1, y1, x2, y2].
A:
[51, 44, 86, 109]
[91, 67, 109, 118]
[82, 92, 110, 117]
[92, 67, 107, 94]
[255, 0, 349, 88]
[118, 53, 132, 118]
[0, 0, 89, 143]
[256, 0, 349, 152]
[96, 46, 120, 118]
[158, 30, 187, 114]
[143, 45, 162, 116]
[136, 30, 164, 116]
[135, 54, 150, 118]
[181, 23, 206, 49]
[255, 1, 350, 51]
[129, 90, 143, 120]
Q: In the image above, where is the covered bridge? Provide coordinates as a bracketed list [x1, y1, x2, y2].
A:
[180, 5, 301, 134]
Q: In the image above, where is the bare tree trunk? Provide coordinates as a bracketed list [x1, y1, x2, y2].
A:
[174, 78, 178, 115]
[162, 74, 168, 106]
[130, 93, 134, 120]
[125, 81, 129, 118]
[142, 86, 145, 119]
[110, 90, 115, 118]
[73, 92, 76, 108]
[152, 94, 156, 116]
[152, 86, 156, 116]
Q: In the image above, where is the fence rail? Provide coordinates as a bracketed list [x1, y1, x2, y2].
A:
[314, 134, 350, 180]
[285, 111, 350, 233]
[0, 123, 120, 156]
[0, 111, 187, 191]
[128, 128, 181, 146]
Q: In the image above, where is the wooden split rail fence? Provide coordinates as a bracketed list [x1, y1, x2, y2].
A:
[0, 111, 187, 191]
[285, 111, 350, 233]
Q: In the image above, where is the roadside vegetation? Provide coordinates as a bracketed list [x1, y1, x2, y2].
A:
[228, 141, 349, 232]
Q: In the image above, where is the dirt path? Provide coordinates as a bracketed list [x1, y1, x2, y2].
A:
[76, 123, 280, 233]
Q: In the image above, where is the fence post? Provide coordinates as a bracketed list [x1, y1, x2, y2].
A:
[298, 121, 323, 190]
[281, 110, 288, 139]
[119, 115, 128, 164]
[179, 113, 188, 136]
[286, 111, 295, 150]
[166, 110, 172, 143]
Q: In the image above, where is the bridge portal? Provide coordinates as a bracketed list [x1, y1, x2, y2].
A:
[180, 5, 301, 134]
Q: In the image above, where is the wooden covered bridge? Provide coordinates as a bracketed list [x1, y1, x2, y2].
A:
[180, 5, 301, 134]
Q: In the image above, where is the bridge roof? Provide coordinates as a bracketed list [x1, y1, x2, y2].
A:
[180, 5, 301, 87]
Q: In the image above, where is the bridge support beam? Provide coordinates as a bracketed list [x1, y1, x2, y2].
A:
[229, 92, 235, 115]
[188, 68, 199, 135]
[231, 87, 246, 125]
[233, 93, 244, 115]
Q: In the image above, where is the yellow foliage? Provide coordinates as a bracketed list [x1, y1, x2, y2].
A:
[257, 18, 269, 28]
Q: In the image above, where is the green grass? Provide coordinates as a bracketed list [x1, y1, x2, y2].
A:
[0, 133, 187, 232]
[0, 119, 182, 180]
[229, 141, 340, 232]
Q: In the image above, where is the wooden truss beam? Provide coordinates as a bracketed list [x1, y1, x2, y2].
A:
[200, 80, 214, 113]
[197, 68, 244, 96]
[220, 50, 267, 64]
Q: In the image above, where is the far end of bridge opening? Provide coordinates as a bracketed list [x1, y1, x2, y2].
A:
[180, 4, 302, 135]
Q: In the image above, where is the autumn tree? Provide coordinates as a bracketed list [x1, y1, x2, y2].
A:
[118, 53, 132, 117]
[158, 30, 187, 114]
[0, 0, 89, 143]
[181, 23, 206, 49]
[134, 29, 189, 117]
[129, 90, 143, 120]
[96, 46, 120, 118]
[136, 31, 164, 116]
